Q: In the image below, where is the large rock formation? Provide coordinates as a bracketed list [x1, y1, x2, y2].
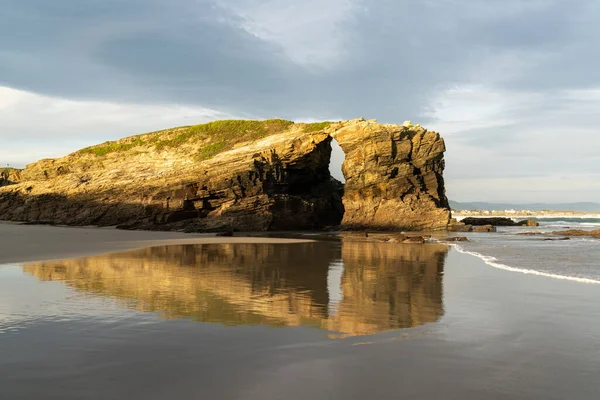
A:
[0, 119, 451, 231]
[0, 121, 343, 231]
[332, 119, 450, 230]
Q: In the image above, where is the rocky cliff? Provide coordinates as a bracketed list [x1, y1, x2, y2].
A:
[0, 168, 21, 187]
[332, 119, 450, 230]
[0, 118, 451, 231]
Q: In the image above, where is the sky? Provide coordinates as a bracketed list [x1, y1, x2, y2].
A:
[2, 0, 600, 203]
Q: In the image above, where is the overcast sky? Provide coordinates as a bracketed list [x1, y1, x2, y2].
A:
[2, 0, 599, 202]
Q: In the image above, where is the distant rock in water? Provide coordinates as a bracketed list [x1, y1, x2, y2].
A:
[459, 217, 539, 228]
[439, 236, 468, 242]
[0, 119, 451, 232]
[471, 225, 497, 232]
[550, 229, 600, 237]
[461, 217, 517, 226]
[517, 219, 539, 227]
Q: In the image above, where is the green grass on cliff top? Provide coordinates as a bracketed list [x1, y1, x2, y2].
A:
[302, 121, 333, 132]
[78, 119, 334, 160]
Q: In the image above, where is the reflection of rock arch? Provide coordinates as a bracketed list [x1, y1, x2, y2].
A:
[327, 241, 446, 336]
[23, 241, 447, 337]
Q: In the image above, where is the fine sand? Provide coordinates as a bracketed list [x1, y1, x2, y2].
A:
[0, 222, 312, 264]
[2, 224, 600, 399]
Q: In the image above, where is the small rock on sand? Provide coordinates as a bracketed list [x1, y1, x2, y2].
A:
[439, 237, 469, 242]
[471, 225, 496, 233]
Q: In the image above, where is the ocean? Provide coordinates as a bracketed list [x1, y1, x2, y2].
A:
[450, 216, 600, 283]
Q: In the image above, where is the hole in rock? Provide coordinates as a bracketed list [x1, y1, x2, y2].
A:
[329, 138, 346, 183]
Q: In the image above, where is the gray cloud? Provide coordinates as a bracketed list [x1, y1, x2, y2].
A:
[0, 0, 480, 119]
[1, 0, 600, 202]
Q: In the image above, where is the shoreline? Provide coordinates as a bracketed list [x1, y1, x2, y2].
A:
[450, 243, 600, 284]
[0, 223, 314, 265]
[454, 212, 600, 220]
[3, 222, 598, 287]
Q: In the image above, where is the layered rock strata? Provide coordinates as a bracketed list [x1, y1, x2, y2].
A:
[0, 119, 451, 231]
[0, 122, 342, 231]
[332, 119, 450, 230]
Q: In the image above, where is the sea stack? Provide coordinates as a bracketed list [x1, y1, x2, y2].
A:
[0, 119, 451, 232]
[332, 119, 451, 231]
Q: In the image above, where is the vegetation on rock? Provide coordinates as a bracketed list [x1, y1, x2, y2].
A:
[302, 122, 334, 133]
[0, 118, 451, 232]
[79, 138, 145, 156]
[78, 119, 296, 160]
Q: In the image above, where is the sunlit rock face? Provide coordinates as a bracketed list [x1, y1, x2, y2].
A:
[0, 121, 343, 231]
[23, 241, 447, 337]
[0, 168, 21, 187]
[0, 119, 451, 232]
[331, 119, 451, 231]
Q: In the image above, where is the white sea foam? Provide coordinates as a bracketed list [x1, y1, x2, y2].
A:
[541, 223, 600, 228]
[454, 215, 600, 221]
[450, 244, 600, 284]
[576, 237, 600, 243]
[534, 214, 600, 220]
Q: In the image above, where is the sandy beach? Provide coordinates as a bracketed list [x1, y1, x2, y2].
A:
[1, 224, 600, 399]
[0, 222, 312, 264]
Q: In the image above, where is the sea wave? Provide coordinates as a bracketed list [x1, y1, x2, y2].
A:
[539, 221, 600, 227]
[454, 216, 600, 225]
[576, 237, 600, 242]
[534, 217, 600, 222]
[451, 244, 600, 284]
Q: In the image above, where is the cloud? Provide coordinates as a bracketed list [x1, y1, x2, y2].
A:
[428, 85, 600, 201]
[218, 0, 362, 68]
[0, 86, 230, 167]
[450, 175, 600, 203]
[1, 0, 600, 201]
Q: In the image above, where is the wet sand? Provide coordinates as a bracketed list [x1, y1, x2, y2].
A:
[1, 226, 600, 399]
[0, 222, 312, 264]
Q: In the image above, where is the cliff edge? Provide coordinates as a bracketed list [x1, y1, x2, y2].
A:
[0, 119, 451, 231]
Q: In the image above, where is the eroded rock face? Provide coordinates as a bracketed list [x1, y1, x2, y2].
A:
[331, 119, 451, 230]
[0, 119, 452, 231]
[0, 168, 21, 187]
[0, 126, 342, 231]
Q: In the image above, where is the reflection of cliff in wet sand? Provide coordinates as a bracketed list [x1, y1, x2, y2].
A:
[23, 241, 447, 337]
[327, 242, 446, 336]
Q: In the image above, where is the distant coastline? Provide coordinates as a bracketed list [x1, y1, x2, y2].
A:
[450, 200, 600, 213]
[453, 209, 600, 220]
